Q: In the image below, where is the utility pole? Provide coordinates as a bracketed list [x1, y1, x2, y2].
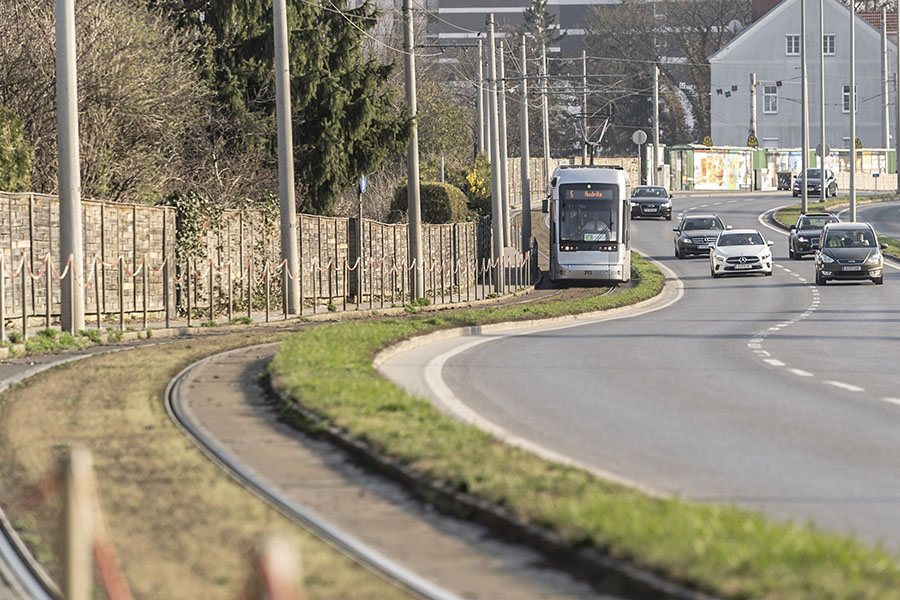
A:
[750, 72, 757, 139]
[541, 43, 551, 189]
[498, 41, 511, 242]
[850, 0, 857, 221]
[819, 0, 826, 171]
[488, 15, 504, 291]
[56, 0, 84, 333]
[582, 50, 588, 164]
[652, 64, 659, 187]
[801, 0, 809, 213]
[482, 49, 490, 158]
[476, 40, 485, 154]
[403, 0, 424, 297]
[882, 8, 890, 149]
[520, 35, 532, 253]
[273, 0, 300, 314]
[896, 0, 900, 194]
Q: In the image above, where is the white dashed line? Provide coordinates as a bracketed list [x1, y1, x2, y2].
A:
[764, 358, 786, 367]
[788, 368, 814, 377]
[883, 398, 900, 406]
[824, 381, 865, 393]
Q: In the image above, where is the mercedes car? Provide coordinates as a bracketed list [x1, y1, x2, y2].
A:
[710, 229, 774, 277]
[814, 222, 886, 285]
[630, 185, 673, 220]
[792, 168, 838, 198]
[788, 212, 839, 259]
[673, 214, 729, 258]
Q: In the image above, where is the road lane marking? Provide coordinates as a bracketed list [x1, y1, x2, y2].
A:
[883, 398, 900, 406]
[764, 359, 786, 366]
[788, 368, 814, 377]
[824, 381, 865, 393]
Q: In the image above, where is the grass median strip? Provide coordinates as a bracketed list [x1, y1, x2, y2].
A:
[270, 253, 900, 599]
[0, 331, 411, 600]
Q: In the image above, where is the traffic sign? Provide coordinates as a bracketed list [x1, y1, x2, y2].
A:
[855, 137, 862, 149]
[815, 143, 830, 158]
[632, 130, 647, 145]
[747, 134, 758, 147]
[702, 135, 713, 147]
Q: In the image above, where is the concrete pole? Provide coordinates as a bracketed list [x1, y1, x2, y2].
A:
[582, 50, 588, 164]
[850, 0, 857, 221]
[498, 41, 511, 243]
[403, 0, 424, 297]
[896, 0, 900, 194]
[273, 0, 300, 314]
[476, 40, 485, 154]
[482, 50, 491, 157]
[541, 43, 551, 189]
[62, 447, 94, 600]
[882, 8, 890, 149]
[801, 0, 809, 213]
[488, 15, 504, 291]
[652, 64, 660, 187]
[750, 72, 757, 138]
[819, 0, 826, 170]
[56, 0, 84, 333]
[520, 35, 532, 252]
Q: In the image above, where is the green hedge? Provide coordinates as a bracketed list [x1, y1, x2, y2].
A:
[392, 180, 470, 223]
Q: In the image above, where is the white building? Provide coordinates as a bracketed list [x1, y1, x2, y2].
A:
[709, 0, 898, 151]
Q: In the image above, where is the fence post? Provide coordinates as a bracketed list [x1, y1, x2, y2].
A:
[265, 263, 270, 322]
[369, 258, 374, 310]
[142, 256, 148, 329]
[283, 263, 289, 320]
[208, 259, 214, 323]
[228, 263, 233, 323]
[117, 259, 124, 331]
[342, 259, 348, 312]
[247, 260, 253, 321]
[0, 254, 5, 341]
[62, 447, 94, 600]
[186, 260, 192, 328]
[95, 259, 101, 331]
[45, 256, 51, 329]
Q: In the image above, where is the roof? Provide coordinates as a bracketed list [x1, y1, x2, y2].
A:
[824, 222, 875, 230]
[720, 229, 763, 235]
[858, 11, 898, 36]
[709, 0, 895, 64]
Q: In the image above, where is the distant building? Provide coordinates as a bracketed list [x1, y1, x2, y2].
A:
[709, 0, 898, 151]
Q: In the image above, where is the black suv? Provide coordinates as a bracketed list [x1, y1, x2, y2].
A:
[792, 168, 838, 198]
[788, 212, 839, 259]
[630, 185, 673, 220]
[814, 222, 887, 285]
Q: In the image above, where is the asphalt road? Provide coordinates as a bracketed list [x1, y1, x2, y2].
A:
[837, 200, 900, 237]
[381, 191, 900, 551]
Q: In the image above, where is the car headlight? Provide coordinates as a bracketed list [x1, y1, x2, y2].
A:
[866, 252, 882, 264]
[713, 253, 726, 262]
[820, 253, 835, 263]
[681, 236, 692, 244]
[760, 252, 772, 261]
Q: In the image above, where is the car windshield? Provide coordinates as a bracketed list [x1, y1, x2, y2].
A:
[682, 217, 723, 231]
[632, 187, 666, 198]
[805, 169, 821, 179]
[799, 216, 837, 228]
[824, 229, 876, 248]
[717, 232, 764, 246]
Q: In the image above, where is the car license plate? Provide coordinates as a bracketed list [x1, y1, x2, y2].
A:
[697, 244, 708, 249]
[734, 264, 753, 270]
[843, 265, 862, 271]
[643, 207, 658, 212]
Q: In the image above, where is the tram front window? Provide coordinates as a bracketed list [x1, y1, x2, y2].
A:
[559, 184, 617, 243]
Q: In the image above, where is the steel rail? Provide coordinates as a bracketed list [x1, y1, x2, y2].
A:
[164, 345, 462, 600]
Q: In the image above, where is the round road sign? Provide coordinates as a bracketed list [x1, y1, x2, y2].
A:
[632, 130, 648, 145]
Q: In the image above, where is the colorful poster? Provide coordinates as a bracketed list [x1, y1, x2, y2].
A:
[693, 149, 752, 190]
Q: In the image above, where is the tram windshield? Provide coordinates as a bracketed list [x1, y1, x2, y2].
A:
[559, 183, 618, 243]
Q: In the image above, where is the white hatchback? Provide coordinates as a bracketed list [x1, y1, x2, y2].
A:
[709, 229, 774, 278]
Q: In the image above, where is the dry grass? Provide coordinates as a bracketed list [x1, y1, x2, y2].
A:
[0, 330, 410, 600]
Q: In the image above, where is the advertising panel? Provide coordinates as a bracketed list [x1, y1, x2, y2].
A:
[693, 149, 752, 190]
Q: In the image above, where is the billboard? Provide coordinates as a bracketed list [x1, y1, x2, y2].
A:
[693, 149, 752, 190]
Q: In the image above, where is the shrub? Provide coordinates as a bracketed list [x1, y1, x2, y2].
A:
[391, 181, 470, 224]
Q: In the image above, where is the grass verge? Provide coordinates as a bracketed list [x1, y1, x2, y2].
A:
[772, 193, 900, 256]
[269, 252, 900, 599]
[0, 331, 410, 600]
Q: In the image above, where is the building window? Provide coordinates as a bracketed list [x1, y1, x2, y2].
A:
[763, 85, 778, 113]
[823, 34, 835, 55]
[786, 34, 801, 55]
[842, 85, 857, 113]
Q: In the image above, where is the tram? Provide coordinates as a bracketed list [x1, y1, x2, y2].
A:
[545, 165, 632, 283]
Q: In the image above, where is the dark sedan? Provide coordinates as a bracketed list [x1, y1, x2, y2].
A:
[630, 185, 672, 220]
[814, 222, 886, 285]
[788, 212, 839, 259]
[673, 214, 729, 258]
[792, 168, 838, 198]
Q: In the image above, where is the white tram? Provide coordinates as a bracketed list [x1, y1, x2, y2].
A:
[545, 165, 632, 283]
